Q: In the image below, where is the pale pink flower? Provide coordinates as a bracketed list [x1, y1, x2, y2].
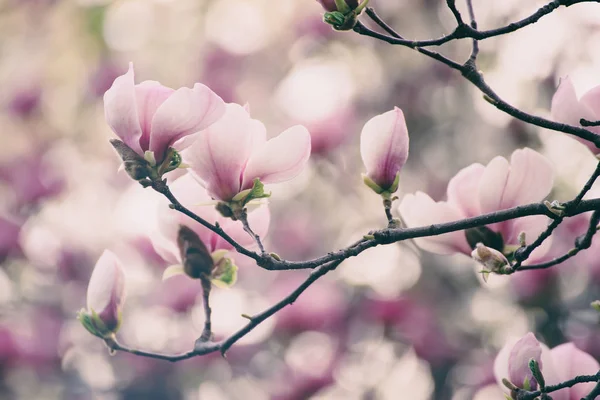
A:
[316, 0, 358, 12]
[84, 250, 126, 335]
[360, 107, 409, 194]
[104, 63, 225, 164]
[151, 173, 270, 265]
[551, 77, 600, 154]
[550, 343, 600, 400]
[185, 103, 311, 202]
[399, 148, 553, 262]
[494, 333, 599, 400]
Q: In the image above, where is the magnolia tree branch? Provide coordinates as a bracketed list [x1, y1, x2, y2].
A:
[361, 1, 597, 48]
[104, 259, 343, 361]
[354, 10, 600, 146]
[103, 0, 600, 365]
[513, 161, 600, 269]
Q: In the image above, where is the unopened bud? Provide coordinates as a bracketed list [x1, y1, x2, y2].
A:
[177, 225, 214, 279]
[110, 139, 152, 181]
[465, 226, 504, 251]
[471, 243, 511, 274]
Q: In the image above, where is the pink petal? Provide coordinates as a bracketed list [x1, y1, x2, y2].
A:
[242, 125, 311, 189]
[447, 163, 485, 217]
[499, 148, 553, 209]
[552, 77, 600, 153]
[134, 81, 174, 153]
[478, 156, 510, 215]
[580, 85, 600, 118]
[550, 343, 600, 400]
[494, 334, 559, 397]
[360, 107, 410, 190]
[398, 192, 470, 255]
[551, 77, 588, 127]
[103, 64, 143, 154]
[149, 83, 225, 163]
[507, 332, 542, 389]
[187, 104, 265, 201]
[86, 250, 126, 329]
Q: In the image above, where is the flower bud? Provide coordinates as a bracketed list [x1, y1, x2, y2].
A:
[177, 225, 214, 279]
[471, 243, 510, 273]
[78, 250, 126, 338]
[494, 333, 544, 392]
[361, 107, 409, 196]
[110, 139, 152, 181]
[465, 226, 504, 252]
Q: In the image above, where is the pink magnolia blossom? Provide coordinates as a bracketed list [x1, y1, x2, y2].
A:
[494, 333, 599, 400]
[104, 63, 226, 164]
[185, 103, 311, 202]
[83, 250, 127, 335]
[151, 173, 270, 265]
[316, 0, 358, 12]
[399, 148, 553, 262]
[551, 77, 600, 154]
[550, 343, 600, 400]
[360, 107, 410, 194]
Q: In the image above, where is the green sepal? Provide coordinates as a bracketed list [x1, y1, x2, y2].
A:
[522, 376, 531, 391]
[144, 151, 157, 166]
[162, 264, 185, 280]
[334, 0, 351, 13]
[211, 257, 238, 288]
[384, 171, 401, 196]
[77, 308, 117, 339]
[211, 249, 229, 264]
[232, 178, 271, 207]
[363, 174, 385, 194]
[529, 358, 545, 389]
[157, 148, 182, 176]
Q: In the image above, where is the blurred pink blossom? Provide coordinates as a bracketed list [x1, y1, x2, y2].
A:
[186, 103, 311, 202]
[494, 333, 599, 399]
[85, 250, 127, 335]
[551, 77, 600, 154]
[104, 63, 226, 164]
[360, 107, 410, 194]
[399, 148, 553, 262]
[0, 147, 65, 207]
[305, 108, 355, 155]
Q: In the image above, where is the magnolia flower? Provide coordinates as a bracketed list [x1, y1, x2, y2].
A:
[152, 173, 270, 285]
[399, 148, 553, 264]
[551, 77, 600, 154]
[185, 103, 311, 202]
[104, 63, 225, 165]
[494, 333, 599, 400]
[78, 250, 126, 338]
[316, 0, 358, 12]
[360, 107, 410, 195]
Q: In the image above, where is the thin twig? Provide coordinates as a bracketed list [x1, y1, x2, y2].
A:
[237, 208, 266, 254]
[465, 0, 479, 62]
[355, 9, 600, 147]
[199, 278, 212, 342]
[513, 161, 600, 268]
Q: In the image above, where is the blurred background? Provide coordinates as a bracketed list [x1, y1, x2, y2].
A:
[1, 0, 600, 399]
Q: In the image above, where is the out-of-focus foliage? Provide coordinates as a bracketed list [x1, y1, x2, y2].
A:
[0, 0, 599, 399]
